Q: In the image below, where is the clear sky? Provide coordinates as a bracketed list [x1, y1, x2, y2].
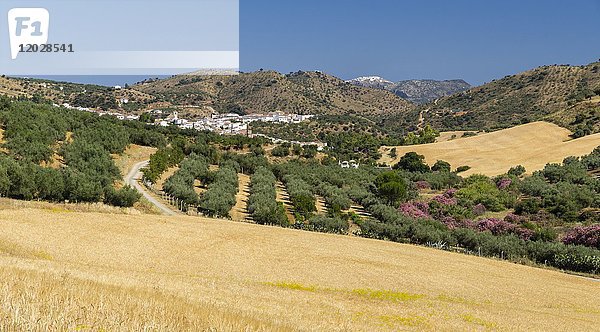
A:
[240, 0, 600, 85]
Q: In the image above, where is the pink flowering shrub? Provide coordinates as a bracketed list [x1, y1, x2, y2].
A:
[562, 224, 600, 249]
[432, 190, 458, 206]
[399, 201, 430, 219]
[415, 181, 430, 190]
[516, 228, 534, 241]
[497, 177, 512, 190]
[476, 218, 533, 240]
[441, 216, 475, 230]
[476, 218, 514, 234]
[504, 213, 526, 224]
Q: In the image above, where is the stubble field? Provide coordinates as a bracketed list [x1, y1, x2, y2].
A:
[0, 207, 598, 331]
[381, 121, 600, 176]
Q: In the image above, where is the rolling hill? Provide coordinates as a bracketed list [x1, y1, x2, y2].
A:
[0, 75, 155, 111]
[423, 61, 600, 133]
[0, 206, 598, 331]
[380, 121, 600, 176]
[132, 70, 415, 117]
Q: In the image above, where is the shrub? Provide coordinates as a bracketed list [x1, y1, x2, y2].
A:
[104, 185, 141, 207]
[508, 165, 526, 177]
[432, 160, 451, 172]
[399, 201, 430, 219]
[562, 224, 600, 249]
[455, 166, 471, 173]
[271, 145, 290, 157]
[306, 215, 348, 234]
[458, 176, 510, 212]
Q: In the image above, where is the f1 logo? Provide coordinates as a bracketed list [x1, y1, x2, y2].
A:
[7, 8, 49, 59]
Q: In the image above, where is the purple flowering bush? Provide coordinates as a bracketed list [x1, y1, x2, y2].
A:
[441, 216, 475, 230]
[399, 201, 430, 219]
[432, 189, 458, 206]
[562, 224, 600, 249]
[476, 218, 533, 240]
[497, 177, 512, 190]
[415, 181, 430, 190]
[504, 213, 526, 224]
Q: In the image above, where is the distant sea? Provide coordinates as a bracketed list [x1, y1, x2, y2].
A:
[21, 75, 171, 87]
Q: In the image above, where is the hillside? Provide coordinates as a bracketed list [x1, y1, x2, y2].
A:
[423, 61, 600, 133]
[0, 207, 598, 331]
[133, 70, 415, 117]
[0, 76, 155, 111]
[380, 121, 600, 176]
[348, 77, 471, 104]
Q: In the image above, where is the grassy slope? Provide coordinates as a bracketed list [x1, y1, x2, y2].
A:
[381, 121, 600, 176]
[425, 62, 600, 132]
[0, 207, 598, 331]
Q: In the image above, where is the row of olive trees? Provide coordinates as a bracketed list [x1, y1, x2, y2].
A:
[315, 182, 353, 214]
[281, 174, 316, 219]
[247, 167, 288, 226]
[142, 146, 185, 184]
[163, 154, 209, 205]
[199, 162, 239, 218]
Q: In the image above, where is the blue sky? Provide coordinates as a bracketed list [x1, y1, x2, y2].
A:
[241, 0, 600, 85]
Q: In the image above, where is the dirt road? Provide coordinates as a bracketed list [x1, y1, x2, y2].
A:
[125, 161, 177, 216]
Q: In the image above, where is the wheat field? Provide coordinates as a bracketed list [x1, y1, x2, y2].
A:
[0, 206, 598, 331]
[380, 121, 600, 176]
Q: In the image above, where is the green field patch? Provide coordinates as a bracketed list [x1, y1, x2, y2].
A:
[461, 313, 498, 329]
[351, 288, 425, 302]
[263, 281, 317, 292]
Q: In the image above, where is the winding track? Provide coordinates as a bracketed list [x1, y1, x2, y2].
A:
[124, 160, 177, 216]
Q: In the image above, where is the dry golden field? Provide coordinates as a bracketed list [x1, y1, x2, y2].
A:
[381, 121, 600, 176]
[0, 207, 599, 331]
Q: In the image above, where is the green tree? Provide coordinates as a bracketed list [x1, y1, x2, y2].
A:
[508, 165, 526, 177]
[432, 160, 451, 172]
[375, 171, 408, 205]
[393, 152, 431, 173]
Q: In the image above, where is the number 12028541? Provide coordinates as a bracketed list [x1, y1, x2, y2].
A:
[19, 44, 74, 53]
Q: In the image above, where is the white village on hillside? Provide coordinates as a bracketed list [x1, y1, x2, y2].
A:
[56, 102, 328, 151]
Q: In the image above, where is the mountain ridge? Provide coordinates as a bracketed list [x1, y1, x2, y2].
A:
[348, 77, 471, 104]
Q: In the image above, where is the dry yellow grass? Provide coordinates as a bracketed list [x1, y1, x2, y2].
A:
[155, 166, 179, 191]
[435, 131, 480, 142]
[230, 173, 251, 222]
[0, 208, 598, 331]
[381, 121, 600, 176]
